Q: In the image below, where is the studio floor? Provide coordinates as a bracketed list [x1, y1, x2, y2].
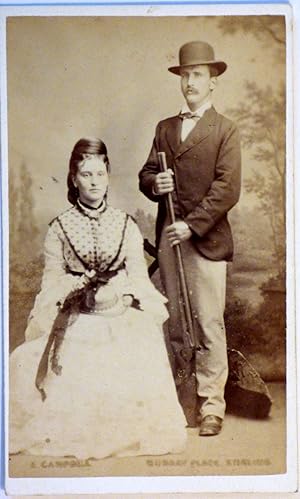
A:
[8, 383, 286, 479]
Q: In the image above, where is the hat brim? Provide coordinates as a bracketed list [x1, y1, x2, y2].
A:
[168, 61, 227, 76]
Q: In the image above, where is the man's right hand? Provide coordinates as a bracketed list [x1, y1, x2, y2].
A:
[153, 169, 174, 195]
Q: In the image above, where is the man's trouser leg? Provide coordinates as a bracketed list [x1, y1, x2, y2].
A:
[158, 227, 228, 420]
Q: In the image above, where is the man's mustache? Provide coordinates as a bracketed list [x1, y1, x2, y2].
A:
[185, 87, 198, 94]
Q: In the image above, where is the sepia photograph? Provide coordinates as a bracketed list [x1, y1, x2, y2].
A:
[2, 3, 296, 495]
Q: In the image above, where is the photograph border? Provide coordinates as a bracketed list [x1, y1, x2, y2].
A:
[1, 2, 297, 495]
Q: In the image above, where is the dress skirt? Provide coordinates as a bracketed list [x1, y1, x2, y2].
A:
[9, 307, 187, 459]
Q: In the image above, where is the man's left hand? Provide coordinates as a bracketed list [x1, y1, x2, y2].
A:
[165, 221, 192, 246]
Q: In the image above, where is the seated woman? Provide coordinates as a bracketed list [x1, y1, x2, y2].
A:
[9, 137, 187, 459]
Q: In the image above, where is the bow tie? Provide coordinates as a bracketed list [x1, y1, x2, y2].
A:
[179, 112, 201, 121]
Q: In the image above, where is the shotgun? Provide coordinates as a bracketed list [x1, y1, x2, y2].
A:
[157, 151, 198, 349]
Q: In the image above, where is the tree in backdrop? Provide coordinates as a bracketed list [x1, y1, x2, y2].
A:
[10, 163, 43, 351]
[217, 14, 286, 280]
[228, 81, 285, 278]
[215, 16, 286, 378]
[216, 15, 285, 51]
[134, 208, 156, 244]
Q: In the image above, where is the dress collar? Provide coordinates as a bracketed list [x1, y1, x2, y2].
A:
[76, 198, 107, 219]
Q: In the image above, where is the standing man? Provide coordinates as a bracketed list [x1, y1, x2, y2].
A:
[139, 41, 241, 436]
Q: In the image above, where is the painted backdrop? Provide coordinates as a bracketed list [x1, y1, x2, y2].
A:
[7, 15, 286, 379]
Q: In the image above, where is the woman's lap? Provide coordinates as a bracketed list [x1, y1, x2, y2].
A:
[9, 308, 187, 458]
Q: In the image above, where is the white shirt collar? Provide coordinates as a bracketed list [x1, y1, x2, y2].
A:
[180, 99, 212, 118]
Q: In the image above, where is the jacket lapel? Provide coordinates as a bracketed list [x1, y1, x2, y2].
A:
[165, 116, 182, 154]
[174, 107, 217, 159]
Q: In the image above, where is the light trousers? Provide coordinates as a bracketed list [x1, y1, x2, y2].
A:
[158, 225, 228, 419]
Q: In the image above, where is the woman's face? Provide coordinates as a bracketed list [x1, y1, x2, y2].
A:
[73, 155, 108, 207]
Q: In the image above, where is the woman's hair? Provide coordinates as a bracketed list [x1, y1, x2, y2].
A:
[67, 137, 110, 205]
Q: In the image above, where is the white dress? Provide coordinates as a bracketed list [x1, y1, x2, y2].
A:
[9, 202, 187, 459]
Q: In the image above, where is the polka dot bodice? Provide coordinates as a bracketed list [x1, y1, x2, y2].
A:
[50, 203, 128, 273]
[26, 202, 168, 342]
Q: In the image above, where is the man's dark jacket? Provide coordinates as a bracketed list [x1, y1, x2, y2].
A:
[139, 106, 241, 261]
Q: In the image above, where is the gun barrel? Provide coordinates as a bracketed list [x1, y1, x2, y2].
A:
[157, 151, 197, 349]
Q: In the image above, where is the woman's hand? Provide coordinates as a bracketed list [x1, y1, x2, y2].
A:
[85, 269, 97, 280]
[73, 269, 97, 291]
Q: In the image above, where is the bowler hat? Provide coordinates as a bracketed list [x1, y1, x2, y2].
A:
[168, 41, 227, 76]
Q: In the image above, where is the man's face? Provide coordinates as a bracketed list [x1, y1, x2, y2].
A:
[180, 64, 217, 111]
